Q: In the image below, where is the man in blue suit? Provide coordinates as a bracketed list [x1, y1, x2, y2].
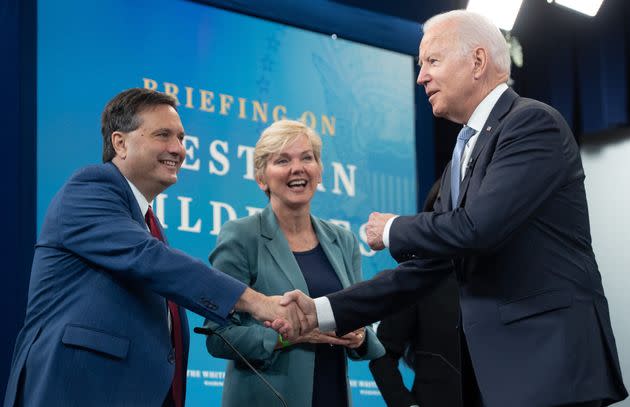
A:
[281, 10, 628, 407]
[4, 88, 302, 407]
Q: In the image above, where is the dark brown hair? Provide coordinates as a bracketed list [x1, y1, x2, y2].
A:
[101, 88, 177, 162]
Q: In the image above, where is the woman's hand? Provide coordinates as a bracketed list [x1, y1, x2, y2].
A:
[292, 329, 352, 346]
[338, 327, 366, 349]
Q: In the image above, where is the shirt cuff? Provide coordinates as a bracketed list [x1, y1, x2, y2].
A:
[314, 296, 336, 332]
[383, 215, 398, 248]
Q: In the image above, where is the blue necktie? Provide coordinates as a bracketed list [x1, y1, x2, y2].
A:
[450, 125, 476, 208]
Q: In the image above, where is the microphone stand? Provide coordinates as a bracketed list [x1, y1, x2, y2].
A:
[193, 326, 289, 407]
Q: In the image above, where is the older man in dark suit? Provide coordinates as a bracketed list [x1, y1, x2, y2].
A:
[280, 10, 628, 407]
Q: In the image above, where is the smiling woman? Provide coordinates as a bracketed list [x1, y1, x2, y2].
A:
[254, 120, 323, 216]
[202, 119, 385, 407]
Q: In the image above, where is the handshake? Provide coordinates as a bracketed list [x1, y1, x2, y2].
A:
[236, 288, 320, 341]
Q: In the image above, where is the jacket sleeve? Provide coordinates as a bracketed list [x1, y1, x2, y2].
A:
[390, 106, 570, 259]
[329, 258, 452, 336]
[203, 220, 281, 370]
[342, 231, 385, 360]
[58, 165, 246, 324]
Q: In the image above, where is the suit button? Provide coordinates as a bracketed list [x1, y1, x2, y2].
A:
[168, 349, 175, 364]
[200, 298, 218, 310]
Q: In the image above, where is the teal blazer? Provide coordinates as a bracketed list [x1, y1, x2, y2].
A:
[204, 205, 384, 407]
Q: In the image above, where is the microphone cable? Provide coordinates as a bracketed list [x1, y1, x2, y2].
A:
[415, 350, 461, 376]
[193, 326, 288, 407]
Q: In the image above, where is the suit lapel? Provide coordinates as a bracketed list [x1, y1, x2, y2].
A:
[443, 164, 454, 210]
[260, 206, 309, 293]
[106, 162, 151, 230]
[457, 88, 519, 207]
[154, 217, 169, 245]
[312, 218, 351, 288]
[107, 162, 185, 352]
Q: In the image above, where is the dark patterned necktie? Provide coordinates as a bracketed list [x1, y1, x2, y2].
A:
[145, 206, 184, 407]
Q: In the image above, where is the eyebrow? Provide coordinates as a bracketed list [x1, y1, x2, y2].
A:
[150, 128, 185, 136]
[276, 149, 314, 156]
[151, 128, 172, 134]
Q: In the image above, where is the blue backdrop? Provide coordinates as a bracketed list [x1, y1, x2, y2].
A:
[38, 0, 421, 404]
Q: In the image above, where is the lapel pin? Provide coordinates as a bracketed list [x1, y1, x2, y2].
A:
[486, 126, 492, 132]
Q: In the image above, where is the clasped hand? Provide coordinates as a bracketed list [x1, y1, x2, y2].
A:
[292, 327, 365, 348]
[239, 289, 307, 341]
[257, 295, 306, 341]
[267, 290, 365, 348]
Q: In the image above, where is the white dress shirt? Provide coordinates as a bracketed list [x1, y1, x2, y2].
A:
[314, 83, 510, 332]
[126, 179, 150, 219]
[459, 83, 509, 181]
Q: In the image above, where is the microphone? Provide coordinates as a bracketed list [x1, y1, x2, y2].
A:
[193, 326, 288, 407]
[466, 157, 475, 170]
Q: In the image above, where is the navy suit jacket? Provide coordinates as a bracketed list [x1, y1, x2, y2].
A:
[4, 162, 246, 407]
[327, 89, 628, 407]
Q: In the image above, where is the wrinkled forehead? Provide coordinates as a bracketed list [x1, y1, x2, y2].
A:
[419, 35, 451, 60]
[419, 22, 457, 56]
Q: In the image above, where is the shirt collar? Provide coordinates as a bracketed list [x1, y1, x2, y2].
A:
[125, 178, 150, 217]
[466, 83, 509, 132]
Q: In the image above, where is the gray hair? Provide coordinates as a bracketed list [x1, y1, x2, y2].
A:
[423, 10, 511, 77]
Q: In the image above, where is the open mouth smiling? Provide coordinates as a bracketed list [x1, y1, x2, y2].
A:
[160, 159, 179, 168]
[287, 179, 308, 189]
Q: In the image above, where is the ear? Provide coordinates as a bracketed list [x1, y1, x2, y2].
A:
[255, 175, 269, 193]
[472, 47, 488, 80]
[111, 131, 128, 159]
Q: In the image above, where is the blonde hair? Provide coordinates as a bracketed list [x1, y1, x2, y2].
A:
[254, 120, 323, 194]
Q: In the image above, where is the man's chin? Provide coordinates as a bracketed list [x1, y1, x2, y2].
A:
[160, 176, 178, 187]
[431, 106, 446, 118]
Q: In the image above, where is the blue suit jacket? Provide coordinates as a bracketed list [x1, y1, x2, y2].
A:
[4, 162, 246, 407]
[327, 89, 628, 407]
[204, 206, 384, 406]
